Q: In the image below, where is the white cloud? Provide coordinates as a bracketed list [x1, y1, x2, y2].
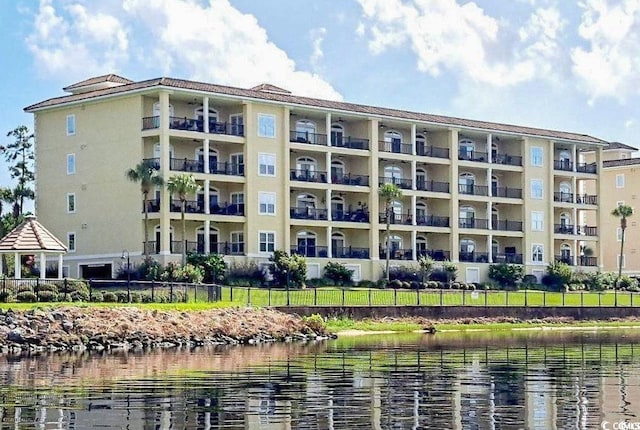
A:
[310, 27, 327, 71]
[26, 0, 341, 100]
[571, 0, 640, 103]
[355, 0, 566, 87]
[26, 0, 129, 78]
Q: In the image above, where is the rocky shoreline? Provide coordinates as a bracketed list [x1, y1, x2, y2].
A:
[0, 307, 332, 354]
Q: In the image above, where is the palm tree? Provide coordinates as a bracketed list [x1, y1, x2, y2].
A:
[167, 173, 200, 264]
[612, 204, 634, 288]
[126, 160, 164, 258]
[379, 183, 402, 281]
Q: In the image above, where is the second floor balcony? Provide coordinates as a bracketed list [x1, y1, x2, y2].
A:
[416, 180, 450, 193]
[492, 186, 522, 199]
[141, 116, 244, 136]
[417, 249, 450, 261]
[332, 173, 369, 186]
[379, 140, 412, 154]
[555, 255, 599, 266]
[554, 159, 574, 171]
[492, 253, 523, 264]
[492, 220, 523, 232]
[459, 184, 489, 196]
[576, 162, 597, 174]
[416, 215, 450, 227]
[332, 246, 370, 259]
[379, 176, 412, 189]
[492, 153, 523, 166]
[458, 150, 488, 163]
[290, 130, 327, 146]
[332, 210, 369, 223]
[290, 169, 328, 183]
[290, 207, 328, 220]
[459, 252, 490, 263]
[331, 136, 369, 150]
[416, 145, 449, 159]
[459, 218, 489, 229]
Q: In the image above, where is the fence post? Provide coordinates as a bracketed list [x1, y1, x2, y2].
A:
[394, 287, 397, 306]
[562, 290, 565, 306]
[342, 288, 345, 306]
[268, 285, 272, 307]
[462, 289, 466, 306]
[524, 289, 527, 307]
[230, 285, 234, 302]
[170, 282, 174, 303]
[151, 280, 155, 302]
[314, 287, 317, 306]
[64, 278, 69, 302]
[581, 291, 584, 307]
[440, 289, 443, 306]
[194, 284, 198, 303]
[89, 279, 93, 302]
[599, 292, 601, 307]
[247, 287, 251, 306]
[369, 288, 372, 306]
[416, 287, 420, 306]
[485, 288, 488, 307]
[632, 292, 635, 307]
[543, 290, 546, 307]
[506, 290, 509, 307]
[36, 278, 40, 302]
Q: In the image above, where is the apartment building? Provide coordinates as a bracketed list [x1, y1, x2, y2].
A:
[584, 142, 640, 276]
[25, 74, 607, 281]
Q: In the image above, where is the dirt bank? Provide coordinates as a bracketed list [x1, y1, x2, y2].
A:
[0, 306, 331, 353]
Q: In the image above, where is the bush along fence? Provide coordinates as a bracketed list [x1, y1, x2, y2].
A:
[220, 285, 640, 308]
[0, 278, 223, 304]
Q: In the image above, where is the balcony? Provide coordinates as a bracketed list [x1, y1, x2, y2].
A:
[555, 255, 574, 266]
[417, 145, 449, 159]
[576, 225, 598, 236]
[290, 169, 328, 183]
[459, 184, 489, 196]
[416, 215, 450, 227]
[170, 199, 204, 214]
[210, 202, 245, 216]
[492, 187, 522, 199]
[332, 173, 369, 186]
[576, 194, 598, 205]
[492, 153, 522, 166]
[492, 253, 523, 264]
[379, 212, 413, 224]
[141, 116, 244, 136]
[416, 180, 450, 193]
[492, 220, 523, 232]
[166, 158, 245, 176]
[459, 252, 490, 263]
[332, 246, 370, 259]
[380, 248, 413, 260]
[190, 241, 245, 255]
[554, 224, 575, 234]
[458, 150, 488, 163]
[379, 176, 412, 189]
[332, 210, 369, 223]
[210, 162, 244, 176]
[379, 140, 412, 154]
[143, 199, 160, 213]
[290, 207, 328, 220]
[576, 162, 597, 174]
[578, 256, 598, 266]
[459, 218, 489, 229]
[290, 131, 327, 146]
[554, 192, 574, 203]
[330, 136, 369, 150]
[417, 249, 450, 261]
[291, 245, 328, 258]
[554, 159, 573, 171]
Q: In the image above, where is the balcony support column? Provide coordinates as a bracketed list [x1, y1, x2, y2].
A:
[159, 90, 172, 256]
[58, 255, 63, 279]
[203, 97, 209, 133]
[203, 138, 210, 174]
[325, 189, 332, 220]
[573, 206, 577, 235]
[487, 202, 492, 231]
[204, 179, 210, 215]
[411, 195, 416, 226]
[488, 234, 493, 263]
[204, 219, 210, 254]
[411, 124, 416, 156]
[411, 229, 417, 260]
[326, 226, 332, 259]
[411, 159, 417, 190]
[369, 118, 381, 263]
[572, 144, 577, 172]
[487, 134, 493, 164]
[449, 129, 460, 263]
[326, 151, 332, 184]
[596, 146, 604, 270]
[325, 112, 332, 147]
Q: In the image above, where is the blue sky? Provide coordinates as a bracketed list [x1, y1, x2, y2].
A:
[2, 0, 640, 204]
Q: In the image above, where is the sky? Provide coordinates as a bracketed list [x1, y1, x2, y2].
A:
[2, 0, 640, 201]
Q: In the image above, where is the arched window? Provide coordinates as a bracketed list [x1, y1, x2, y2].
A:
[460, 238, 475, 261]
[416, 202, 427, 224]
[560, 243, 572, 260]
[459, 173, 475, 195]
[559, 150, 571, 162]
[416, 168, 427, 190]
[459, 206, 475, 228]
[331, 123, 344, 146]
[559, 182, 572, 202]
[197, 147, 218, 173]
[195, 106, 218, 132]
[384, 165, 404, 184]
[295, 120, 317, 143]
[384, 235, 402, 254]
[152, 102, 174, 118]
[416, 235, 428, 256]
[459, 139, 475, 160]
[296, 231, 317, 257]
[559, 213, 572, 233]
[384, 130, 403, 153]
[331, 232, 345, 257]
[197, 187, 219, 213]
[297, 194, 316, 208]
[559, 150, 572, 170]
[296, 157, 317, 181]
[416, 134, 427, 156]
[331, 196, 345, 221]
[196, 226, 219, 254]
[331, 160, 345, 183]
[391, 200, 403, 224]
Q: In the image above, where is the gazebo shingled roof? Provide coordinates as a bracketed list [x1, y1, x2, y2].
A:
[0, 215, 67, 253]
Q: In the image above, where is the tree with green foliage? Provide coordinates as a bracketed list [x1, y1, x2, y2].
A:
[542, 261, 573, 291]
[167, 173, 199, 264]
[488, 263, 524, 290]
[269, 250, 307, 289]
[126, 160, 164, 257]
[442, 261, 458, 287]
[323, 261, 354, 286]
[417, 255, 435, 283]
[379, 183, 402, 281]
[187, 253, 227, 283]
[612, 204, 634, 290]
[2, 126, 34, 218]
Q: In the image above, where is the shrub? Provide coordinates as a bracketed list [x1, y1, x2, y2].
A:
[138, 257, 163, 281]
[16, 291, 37, 302]
[90, 292, 104, 302]
[102, 292, 118, 302]
[522, 274, 538, 287]
[389, 279, 403, 289]
[187, 253, 227, 283]
[130, 292, 142, 303]
[269, 250, 307, 288]
[16, 284, 33, 293]
[619, 275, 639, 291]
[442, 261, 458, 283]
[302, 314, 326, 334]
[160, 263, 204, 283]
[388, 265, 421, 282]
[542, 261, 573, 292]
[38, 290, 58, 302]
[429, 269, 449, 283]
[0, 291, 13, 302]
[488, 263, 524, 290]
[323, 262, 354, 286]
[377, 279, 389, 289]
[227, 261, 266, 287]
[417, 255, 435, 282]
[357, 280, 377, 289]
[70, 290, 89, 302]
[116, 291, 129, 303]
[141, 293, 154, 303]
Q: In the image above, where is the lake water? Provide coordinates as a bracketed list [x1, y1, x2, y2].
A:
[2, 329, 640, 429]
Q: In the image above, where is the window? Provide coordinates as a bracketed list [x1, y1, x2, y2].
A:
[67, 154, 76, 175]
[66, 114, 76, 136]
[229, 114, 244, 136]
[259, 192, 276, 215]
[531, 179, 543, 199]
[67, 232, 76, 252]
[62, 266, 70, 278]
[230, 231, 245, 254]
[67, 193, 76, 213]
[531, 146, 543, 166]
[531, 211, 544, 231]
[459, 139, 475, 159]
[258, 153, 276, 176]
[617, 227, 623, 242]
[532, 244, 544, 263]
[257, 113, 276, 138]
[294, 120, 317, 143]
[230, 153, 244, 175]
[616, 174, 625, 188]
[259, 231, 276, 253]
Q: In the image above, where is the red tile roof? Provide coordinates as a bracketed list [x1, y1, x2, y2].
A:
[26, 75, 607, 145]
[63, 74, 133, 91]
[0, 216, 67, 253]
[603, 158, 640, 168]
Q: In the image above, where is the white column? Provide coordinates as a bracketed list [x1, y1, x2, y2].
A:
[411, 160, 417, 190]
[204, 219, 210, 254]
[572, 144, 577, 171]
[411, 195, 417, 225]
[0, 254, 3, 276]
[159, 91, 172, 255]
[58, 255, 63, 278]
[204, 179, 210, 214]
[327, 226, 332, 258]
[325, 112, 332, 146]
[203, 139, 210, 173]
[326, 189, 332, 219]
[39, 253, 46, 279]
[411, 124, 417, 155]
[203, 97, 209, 133]
[326, 151, 332, 183]
[14, 252, 20, 279]
[487, 134, 492, 164]
[488, 234, 494, 263]
[411, 229, 417, 260]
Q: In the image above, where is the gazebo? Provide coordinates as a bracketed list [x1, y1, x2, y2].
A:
[0, 215, 67, 279]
